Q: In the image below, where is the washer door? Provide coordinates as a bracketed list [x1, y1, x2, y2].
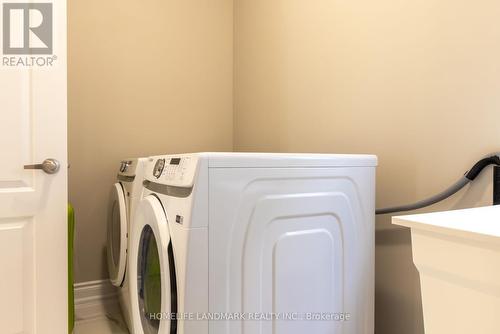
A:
[106, 183, 128, 287]
[130, 195, 177, 334]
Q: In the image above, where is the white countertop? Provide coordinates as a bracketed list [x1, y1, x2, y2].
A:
[393, 205, 500, 241]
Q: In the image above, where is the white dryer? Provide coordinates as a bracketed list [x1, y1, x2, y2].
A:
[107, 157, 147, 330]
[129, 153, 377, 334]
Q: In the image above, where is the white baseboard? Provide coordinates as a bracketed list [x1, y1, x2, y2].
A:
[74, 279, 121, 321]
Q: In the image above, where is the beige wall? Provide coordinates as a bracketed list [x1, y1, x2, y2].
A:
[68, 0, 233, 283]
[234, 0, 500, 333]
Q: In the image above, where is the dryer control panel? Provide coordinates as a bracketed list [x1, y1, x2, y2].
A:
[149, 155, 198, 188]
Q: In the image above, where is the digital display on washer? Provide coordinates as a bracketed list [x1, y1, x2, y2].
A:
[170, 158, 181, 165]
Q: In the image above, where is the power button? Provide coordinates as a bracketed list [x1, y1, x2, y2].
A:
[175, 215, 184, 225]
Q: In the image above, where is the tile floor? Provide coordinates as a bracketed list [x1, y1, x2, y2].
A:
[74, 316, 128, 334]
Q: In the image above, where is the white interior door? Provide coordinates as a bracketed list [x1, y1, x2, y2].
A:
[0, 1, 67, 333]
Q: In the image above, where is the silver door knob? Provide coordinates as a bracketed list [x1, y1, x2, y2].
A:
[24, 158, 61, 174]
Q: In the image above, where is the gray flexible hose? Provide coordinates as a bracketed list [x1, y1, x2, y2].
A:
[376, 176, 471, 215]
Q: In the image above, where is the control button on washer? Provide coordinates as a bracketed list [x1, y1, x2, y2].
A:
[175, 215, 184, 224]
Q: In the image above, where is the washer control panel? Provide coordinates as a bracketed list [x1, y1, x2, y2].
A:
[119, 160, 130, 172]
[149, 155, 197, 188]
[118, 159, 136, 176]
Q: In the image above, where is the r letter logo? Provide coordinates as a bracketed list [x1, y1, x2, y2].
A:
[3, 3, 53, 55]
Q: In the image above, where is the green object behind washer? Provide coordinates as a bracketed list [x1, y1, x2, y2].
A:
[68, 204, 75, 333]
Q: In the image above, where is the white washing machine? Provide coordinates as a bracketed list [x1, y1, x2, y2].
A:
[107, 157, 147, 330]
[129, 153, 377, 334]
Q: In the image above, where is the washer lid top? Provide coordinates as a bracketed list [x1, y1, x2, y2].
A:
[205, 152, 378, 168]
[107, 182, 128, 287]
